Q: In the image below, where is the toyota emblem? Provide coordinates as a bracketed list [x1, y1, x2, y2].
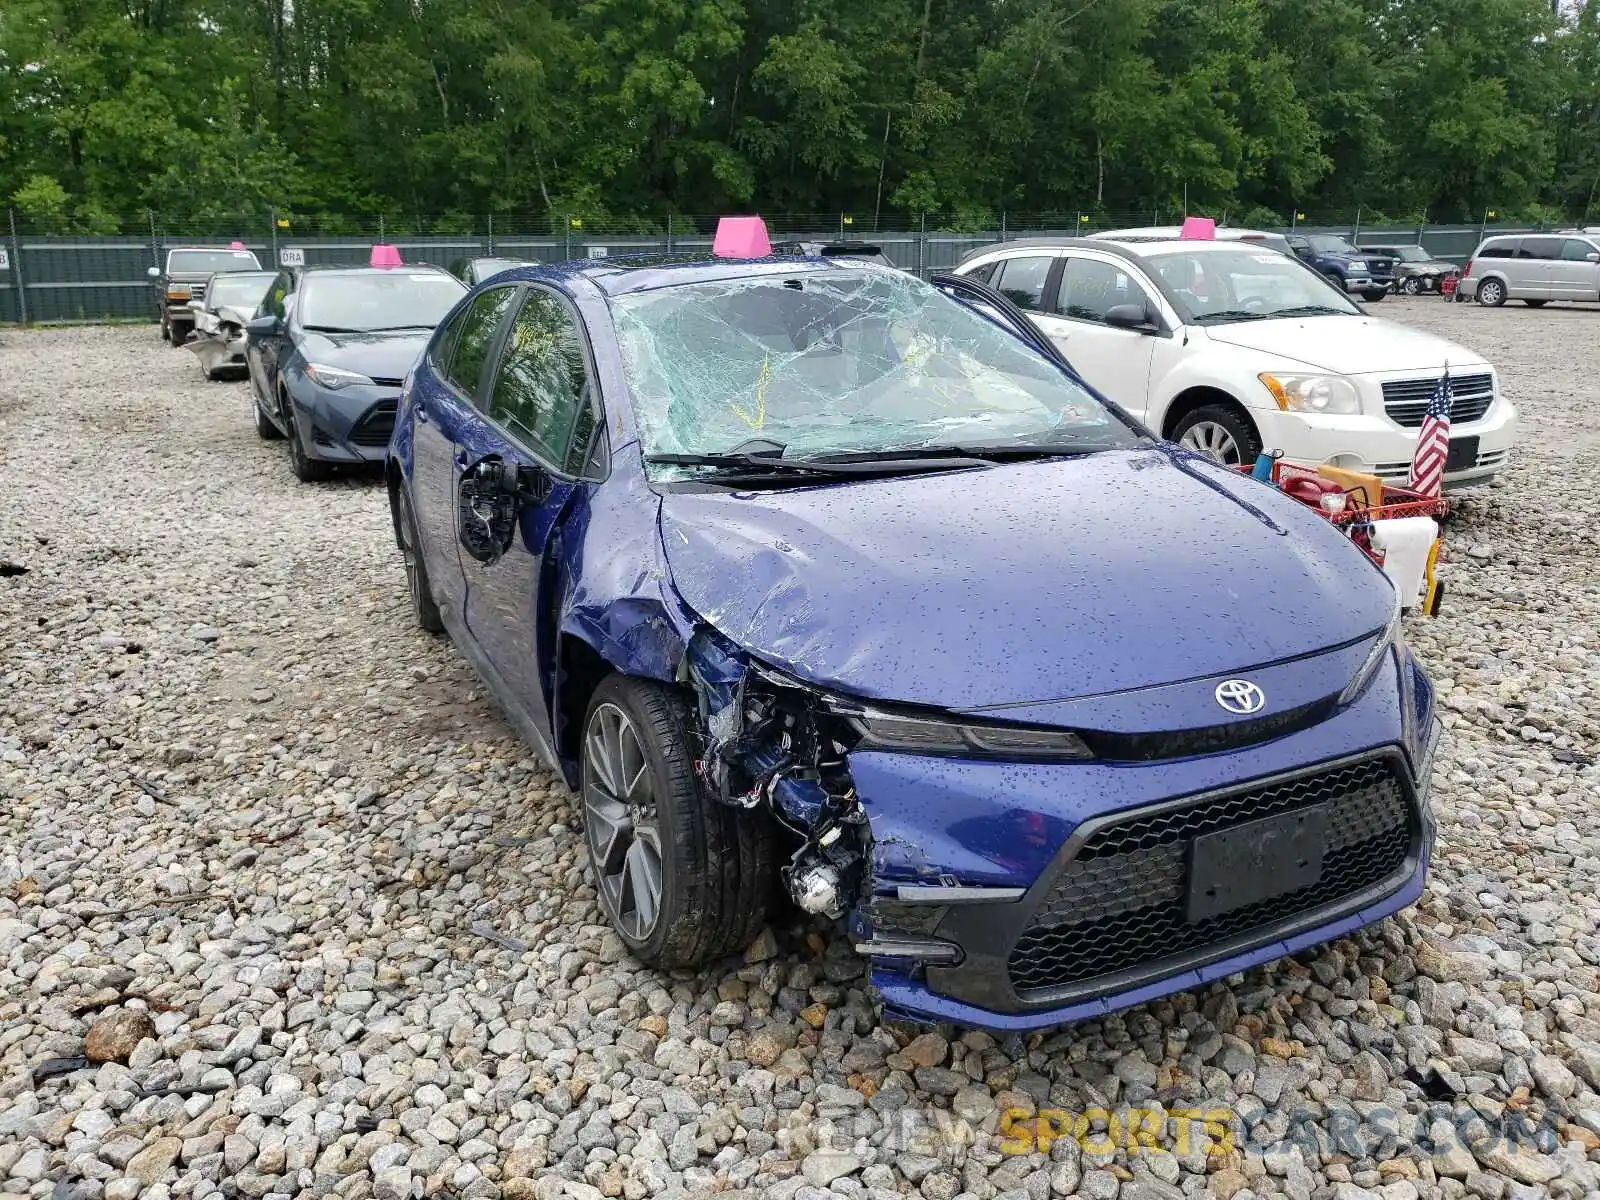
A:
[1215, 679, 1266, 715]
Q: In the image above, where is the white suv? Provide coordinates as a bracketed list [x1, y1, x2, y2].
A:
[953, 237, 1518, 487]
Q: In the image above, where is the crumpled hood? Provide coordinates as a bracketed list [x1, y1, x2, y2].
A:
[658, 448, 1395, 711]
[298, 330, 429, 380]
[1203, 316, 1485, 375]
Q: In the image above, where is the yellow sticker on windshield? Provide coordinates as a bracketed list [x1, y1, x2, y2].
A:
[731, 352, 771, 430]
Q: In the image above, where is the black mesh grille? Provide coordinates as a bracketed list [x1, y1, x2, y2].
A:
[349, 399, 398, 447]
[1383, 374, 1493, 426]
[1008, 757, 1412, 997]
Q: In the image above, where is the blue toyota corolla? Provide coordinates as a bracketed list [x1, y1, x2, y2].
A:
[385, 253, 1439, 1031]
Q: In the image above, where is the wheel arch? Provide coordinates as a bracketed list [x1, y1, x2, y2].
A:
[1160, 385, 1260, 442]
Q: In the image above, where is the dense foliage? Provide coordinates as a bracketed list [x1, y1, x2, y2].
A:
[1, 0, 1595, 232]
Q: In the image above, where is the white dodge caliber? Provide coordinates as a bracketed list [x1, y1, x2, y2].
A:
[952, 236, 1518, 487]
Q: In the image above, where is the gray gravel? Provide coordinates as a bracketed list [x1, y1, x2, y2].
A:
[2, 304, 1599, 1200]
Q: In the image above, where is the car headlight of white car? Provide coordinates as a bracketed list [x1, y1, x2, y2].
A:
[304, 363, 375, 390]
[1258, 373, 1363, 416]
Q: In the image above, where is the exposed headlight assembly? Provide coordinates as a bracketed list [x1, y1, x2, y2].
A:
[1259, 372, 1363, 416]
[1339, 585, 1403, 706]
[845, 709, 1093, 760]
[304, 363, 375, 390]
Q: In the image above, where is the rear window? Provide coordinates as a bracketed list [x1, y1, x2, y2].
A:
[1519, 237, 1563, 260]
[1478, 242, 1516, 259]
[168, 249, 261, 274]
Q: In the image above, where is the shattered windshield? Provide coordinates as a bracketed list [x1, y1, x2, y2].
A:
[1143, 248, 1362, 324]
[610, 268, 1140, 476]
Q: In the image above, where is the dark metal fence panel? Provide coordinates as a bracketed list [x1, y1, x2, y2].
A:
[3, 210, 1594, 324]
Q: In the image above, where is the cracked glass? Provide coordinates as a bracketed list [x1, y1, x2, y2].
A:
[608, 268, 1138, 477]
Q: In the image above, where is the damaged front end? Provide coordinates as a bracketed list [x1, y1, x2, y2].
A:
[185, 305, 252, 376]
[678, 626, 973, 976]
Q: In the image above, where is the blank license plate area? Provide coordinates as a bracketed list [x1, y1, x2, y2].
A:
[1445, 436, 1479, 472]
[1187, 806, 1328, 923]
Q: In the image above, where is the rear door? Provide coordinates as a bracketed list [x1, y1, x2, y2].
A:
[412, 285, 519, 624]
[1514, 236, 1562, 299]
[989, 253, 1069, 347]
[456, 285, 601, 736]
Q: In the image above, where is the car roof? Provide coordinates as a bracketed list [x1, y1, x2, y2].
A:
[957, 235, 1280, 267]
[296, 263, 458, 277]
[484, 253, 895, 298]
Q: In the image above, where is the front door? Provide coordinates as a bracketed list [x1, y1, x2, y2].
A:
[456, 285, 600, 738]
[412, 284, 519, 624]
[246, 271, 292, 408]
[1552, 238, 1600, 301]
[1050, 254, 1162, 420]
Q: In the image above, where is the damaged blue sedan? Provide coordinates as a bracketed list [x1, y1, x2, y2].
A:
[385, 253, 1439, 1031]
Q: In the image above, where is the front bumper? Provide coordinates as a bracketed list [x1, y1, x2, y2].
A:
[1257, 395, 1518, 487]
[853, 649, 1439, 1031]
[286, 377, 401, 463]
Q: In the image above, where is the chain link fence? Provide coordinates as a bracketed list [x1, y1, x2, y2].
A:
[3, 208, 1591, 325]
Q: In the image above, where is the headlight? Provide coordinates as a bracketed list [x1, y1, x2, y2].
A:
[1339, 586, 1403, 705]
[1259, 373, 1363, 416]
[304, 363, 375, 390]
[166, 285, 191, 300]
[1350, 259, 1368, 270]
[845, 709, 1092, 759]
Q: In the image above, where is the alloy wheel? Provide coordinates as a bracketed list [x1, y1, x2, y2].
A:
[1403, 277, 1422, 295]
[583, 702, 664, 941]
[1179, 421, 1241, 464]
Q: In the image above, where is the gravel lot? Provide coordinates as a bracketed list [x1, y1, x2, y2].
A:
[3, 301, 1600, 1200]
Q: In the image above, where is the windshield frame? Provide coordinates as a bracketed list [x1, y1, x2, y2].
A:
[1136, 245, 1363, 326]
[606, 265, 1149, 482]
[294, 270, 468, 333]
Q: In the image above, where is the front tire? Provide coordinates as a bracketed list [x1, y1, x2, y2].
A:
[581, 675, 774, 969]
[170, 321, 192, 347]
[282, 392, 332, 482]
[254, 397, 282, 440]
[396, 486, 444, 633]
[1477, 278, 1507, 307]
[1362, 289, 1388, 302]
[1402, 277, 1423, 295]
[1172, 404, 1262, 468]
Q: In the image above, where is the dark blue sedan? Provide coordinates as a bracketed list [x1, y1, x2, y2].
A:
[385, 253, 1439, 1031]
[246, 263, 466, 480]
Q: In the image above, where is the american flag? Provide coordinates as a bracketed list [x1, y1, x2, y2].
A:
[1408, 369, 1454, 497]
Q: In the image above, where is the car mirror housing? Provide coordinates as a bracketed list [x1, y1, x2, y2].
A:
[245, 314, 280, 338]
[147, 266, 161, 278]
[1105, 303, 1156, 332]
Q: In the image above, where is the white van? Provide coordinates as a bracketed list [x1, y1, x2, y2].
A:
[1460, 233, 1600, 306]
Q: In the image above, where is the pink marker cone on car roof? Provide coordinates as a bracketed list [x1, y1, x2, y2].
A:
[712, 217, 771, 258]
[370, 244, 404, 268]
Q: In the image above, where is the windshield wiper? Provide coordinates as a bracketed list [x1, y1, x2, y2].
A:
[811, 442, 1115, 464]
[1267, 304, 1348, 317]
[645, 451, 992, 478]
[1191, 309, 1269, 324]
[302, 324, 360, 333]
[365, 324, 435, 332]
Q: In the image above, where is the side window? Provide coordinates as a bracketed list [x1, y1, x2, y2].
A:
[486, 289, 595, 474]
[964, 260, 997, 285]
[1058, 257, 1148, 322]
[1479, 242, 1514, 259]
[445, 286, 517, 399]
[993, 256, 1053, 311]
[1562, 239, 1595, 262]
[263, 272, 290, 318]
[1518, 237, 1561, 259]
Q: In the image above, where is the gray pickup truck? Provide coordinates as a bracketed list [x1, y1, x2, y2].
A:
[148, 246, 263, 345]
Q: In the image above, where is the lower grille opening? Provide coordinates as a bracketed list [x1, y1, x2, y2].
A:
[1007, 757, 1414, 998]
[349, 399, 398, 448]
